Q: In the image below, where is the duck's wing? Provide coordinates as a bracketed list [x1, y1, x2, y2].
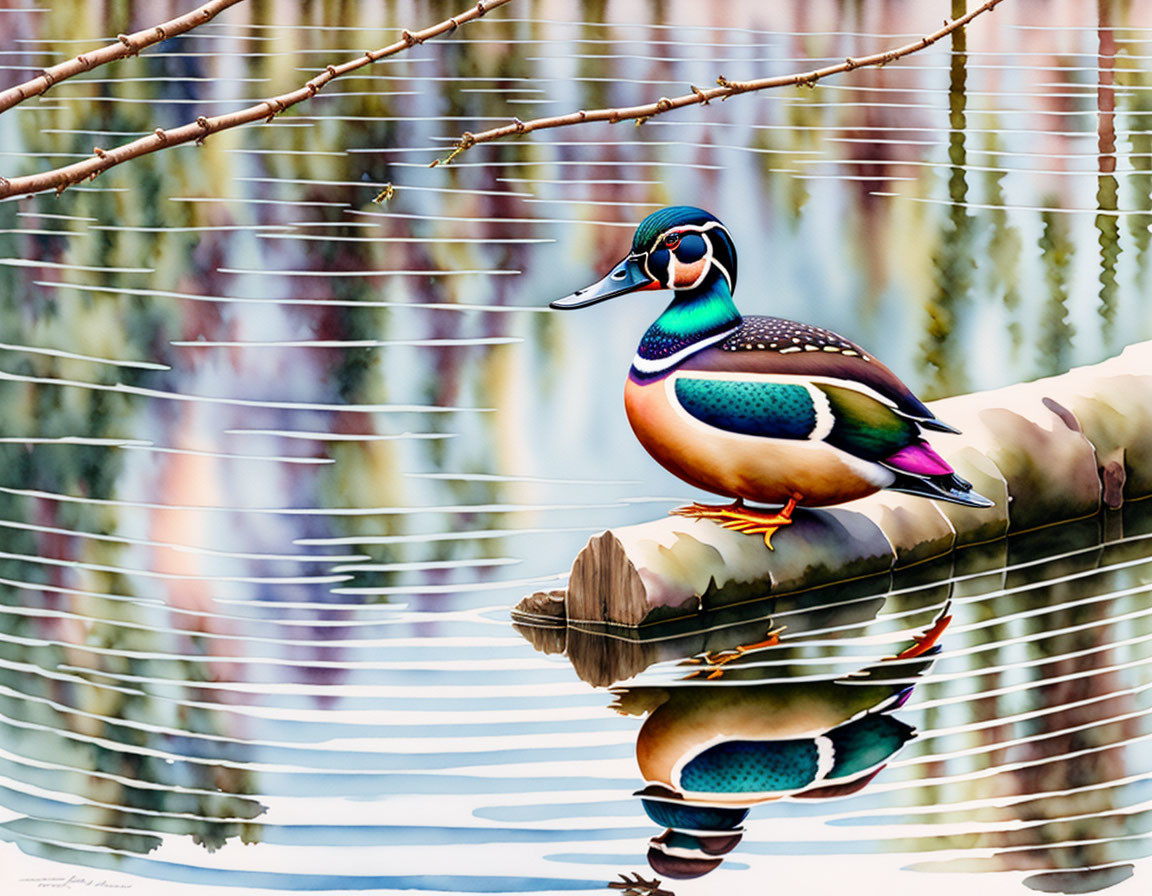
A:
[671, 371, 926, 462]
[679, 316, 958, 433]
[672, 317, 994, 508]
[670, 373, 992, 507]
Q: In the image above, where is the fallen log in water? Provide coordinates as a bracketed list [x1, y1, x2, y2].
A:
[515, 341, 1152, 629]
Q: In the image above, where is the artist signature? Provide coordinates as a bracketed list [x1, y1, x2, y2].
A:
[18, 877, 132, 890]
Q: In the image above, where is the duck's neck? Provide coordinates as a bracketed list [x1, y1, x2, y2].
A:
[631, 276, 742, 379]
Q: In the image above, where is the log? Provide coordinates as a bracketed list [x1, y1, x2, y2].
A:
[514, 341, 1152, 629]
[514, 510, 1135, 686]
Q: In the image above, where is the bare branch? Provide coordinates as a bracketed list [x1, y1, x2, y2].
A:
[0, 0, 248, 115]
[608, 873, 675, 896]
[0, 0, 515, 201]
[434, 0, 1004, 165]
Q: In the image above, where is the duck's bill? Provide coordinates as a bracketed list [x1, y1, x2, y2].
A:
[549, 253, 658, 309]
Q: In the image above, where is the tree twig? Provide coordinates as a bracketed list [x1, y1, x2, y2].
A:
[433, 0, 1004, 166]
[0, 0, 515, 201]
[607, 873, 675, 896]
[0, 0, 248, 115]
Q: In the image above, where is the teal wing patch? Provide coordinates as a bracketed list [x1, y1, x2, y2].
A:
[681, 739, 821, 793]
[816, 383, 919, 460]
[826, 714, 915, 780]
[673, 378, 816, 439]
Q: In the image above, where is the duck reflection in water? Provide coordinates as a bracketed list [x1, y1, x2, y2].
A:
[610, 607, 950, 880]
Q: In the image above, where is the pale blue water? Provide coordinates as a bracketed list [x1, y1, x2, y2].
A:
[0, 1, 1150, 894]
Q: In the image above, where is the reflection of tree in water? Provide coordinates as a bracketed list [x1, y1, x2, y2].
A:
[982, 132, 1024, 353]
[1123, 38, 1152, 267]
[921, 0, 971, 398]
[0, 13, 269, 861]
[1095, 0, 1120, 348]
[899, 513, 1152, 891]
[0, 673, 265, 855]
[1003, 517, 1150, 886]
[1037, 206, 1075, 376]
[992, 528, 1141, 881]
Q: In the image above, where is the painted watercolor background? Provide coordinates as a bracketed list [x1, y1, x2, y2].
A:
[0, 0, 1150, 894]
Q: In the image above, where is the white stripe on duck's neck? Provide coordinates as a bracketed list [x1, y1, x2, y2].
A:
[631, 275, 742, 378]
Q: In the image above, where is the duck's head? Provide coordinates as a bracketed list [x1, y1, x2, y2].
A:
[551, 206, 737, 309]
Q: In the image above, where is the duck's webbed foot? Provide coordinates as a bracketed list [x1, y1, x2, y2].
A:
[893, 609, 953, 659]
[681, 625, 787, 679]
[670, 494, 801, 549]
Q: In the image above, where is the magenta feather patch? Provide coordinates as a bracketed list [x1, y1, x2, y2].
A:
[885, 441, 953, 476]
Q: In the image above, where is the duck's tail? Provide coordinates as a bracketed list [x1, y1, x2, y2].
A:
[880, 439, 995, 508]
[885, 468, 995, 507]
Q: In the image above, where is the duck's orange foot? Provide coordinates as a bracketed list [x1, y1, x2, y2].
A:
[670, 496, 800, 550]
[895, 611, 953, 659]
[681, 626, 786, 679]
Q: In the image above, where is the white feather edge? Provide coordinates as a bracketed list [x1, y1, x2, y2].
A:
[647, 220, 734, 292]
[631, 326, 741, 375]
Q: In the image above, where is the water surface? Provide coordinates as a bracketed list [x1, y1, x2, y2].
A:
[0, 1, 1150, 893]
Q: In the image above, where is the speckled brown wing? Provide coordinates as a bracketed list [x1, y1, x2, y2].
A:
[678, 316, 956, 432]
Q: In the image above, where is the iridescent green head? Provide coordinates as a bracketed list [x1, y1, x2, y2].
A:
[551, 206, 738, 309]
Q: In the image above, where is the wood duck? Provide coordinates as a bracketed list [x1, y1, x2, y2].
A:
[551, 206, 993, 547]
[616, 608, 950, 881]
[614, 610, 947, 807]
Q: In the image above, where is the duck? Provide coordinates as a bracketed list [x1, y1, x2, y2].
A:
[613, 612, 948, 881]
[631, 681, 916, 881]
[613, 608, 948, 809]
[551, 206, 993, 547]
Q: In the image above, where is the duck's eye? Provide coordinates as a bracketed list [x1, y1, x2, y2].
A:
[663, 232, 681, 250]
